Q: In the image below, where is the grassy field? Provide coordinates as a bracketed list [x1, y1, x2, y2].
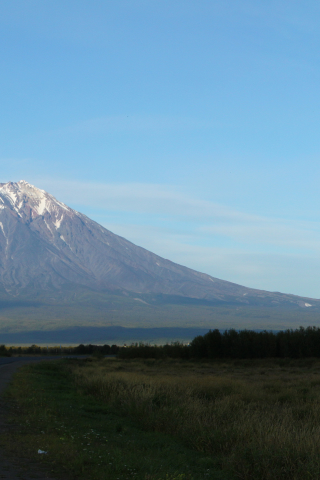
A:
[3, 357, 320, 479]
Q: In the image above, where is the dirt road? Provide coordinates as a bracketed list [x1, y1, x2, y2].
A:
[0, 357, 61, 480]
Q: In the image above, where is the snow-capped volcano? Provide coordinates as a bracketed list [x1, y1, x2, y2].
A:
[0, 180, 236, 297]
[0, 180, 317, 310]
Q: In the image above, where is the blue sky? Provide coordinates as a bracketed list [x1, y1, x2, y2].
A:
[1, 0, 320, 297]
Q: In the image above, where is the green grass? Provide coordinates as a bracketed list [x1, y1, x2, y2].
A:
[71, 357, 320, 480]
[1, 359, 230, 480]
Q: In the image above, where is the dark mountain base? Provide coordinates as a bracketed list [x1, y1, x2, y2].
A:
[0, 289, 319, 345]
[0, 326, 214, 345]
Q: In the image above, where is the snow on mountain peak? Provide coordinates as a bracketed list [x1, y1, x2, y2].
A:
[0, 180, 72, 219]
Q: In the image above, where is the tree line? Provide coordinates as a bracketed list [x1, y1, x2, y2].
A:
[0, 343, 120, 356]
[118, 327, 320, 359]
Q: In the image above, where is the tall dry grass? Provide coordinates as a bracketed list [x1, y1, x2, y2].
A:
[71, 359, 320, 480]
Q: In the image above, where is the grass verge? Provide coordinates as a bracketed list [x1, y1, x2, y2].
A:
[1, 359, 229, 480]
[71, 357, 320, 480]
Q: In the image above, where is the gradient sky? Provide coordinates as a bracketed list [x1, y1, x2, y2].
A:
[1, 1, 320, 297]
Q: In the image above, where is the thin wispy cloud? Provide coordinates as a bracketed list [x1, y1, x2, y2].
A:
[40, 114, 218, 139]
[36, 178, 261, 221]
[102, 221, 320, 296]
[200, 221, 320, 252]
[36, 178, 320, 255]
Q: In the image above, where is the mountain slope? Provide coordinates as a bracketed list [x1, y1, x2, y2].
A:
[0, 180, 318, 312]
